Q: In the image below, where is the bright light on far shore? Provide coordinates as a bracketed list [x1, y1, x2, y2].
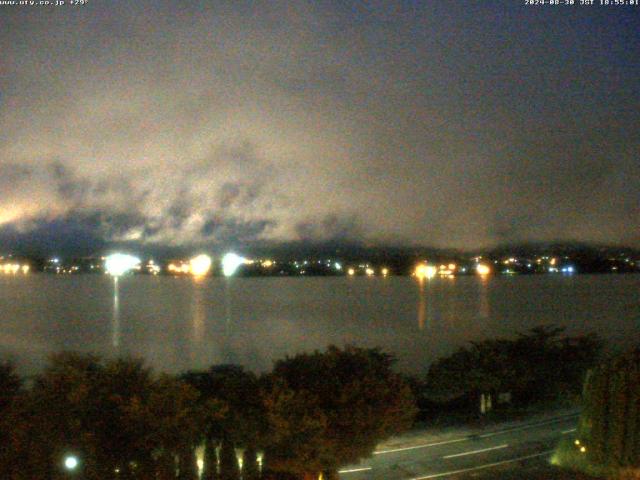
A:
[1, 263, 29, 275]
[189, 254, 212, 277]
[105, 253, 140, 276]
[222, 253, 246, 277]
[414, 263, 437, 280]
[476, 264, 491, 276]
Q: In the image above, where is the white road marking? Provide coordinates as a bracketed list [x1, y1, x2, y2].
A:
[374, 437, 468, 454]
[478, 415, 578, 438]
[374, 413, 578, 455]
[442, 444, 509, 459]
[409, 450, 554, 479]
[338, 467, 373, 474]
[562, 428, 577, 434]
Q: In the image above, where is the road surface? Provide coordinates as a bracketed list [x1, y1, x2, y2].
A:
[338, 411, 579, 479]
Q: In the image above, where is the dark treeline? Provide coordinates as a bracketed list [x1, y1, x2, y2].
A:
[420, 326, 603, 418]
[0, 346, 415, 480]
[0, 328, 604, 480]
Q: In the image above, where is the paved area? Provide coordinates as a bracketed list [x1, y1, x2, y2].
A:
[339, 410, 580, 479]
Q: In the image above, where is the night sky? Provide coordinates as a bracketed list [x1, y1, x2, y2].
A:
[1, 1, 638, 255]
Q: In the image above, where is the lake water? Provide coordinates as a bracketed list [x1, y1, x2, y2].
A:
[1, 274, 638, 376]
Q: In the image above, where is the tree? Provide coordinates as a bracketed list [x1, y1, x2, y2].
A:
[425, 326, 602, 410]
[579, 347, 640, 468]
[242, 444, 260, 480]
[261, 380, 328, 479]
[147, 374, 203, 480]
[201, 436, 219, 480]
[0, 362, 23, 479]
[218, 439, 240, 480]
[0, 361, 21, 414]
[262, 346, 416, 479]
[182, 365, 264, 479]
[4, 353, 205, 480]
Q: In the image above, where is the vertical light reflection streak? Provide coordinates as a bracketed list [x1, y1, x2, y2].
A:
[417, 278, 426, 330]
[224, 278, 232, 333]
[191, 278, 206, 362]
[112, 276, 120, 349]
[478, 275, 490, 319]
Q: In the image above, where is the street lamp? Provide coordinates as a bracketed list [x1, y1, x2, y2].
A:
[64, 455, 79, 471]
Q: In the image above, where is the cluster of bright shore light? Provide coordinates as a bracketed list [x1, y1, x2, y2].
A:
[0, 262, 30, 275]
[104, 253, 248, 277]
[413, 262, 491, 280]
[346, 266, 389, 277]
[166, 254, 214, 277]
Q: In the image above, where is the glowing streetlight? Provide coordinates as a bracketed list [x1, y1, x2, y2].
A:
[64, 455, 79, 471]
[221, 253, 246, 277]
[105, 254, 140, 277]
[189, 254, 212, 277]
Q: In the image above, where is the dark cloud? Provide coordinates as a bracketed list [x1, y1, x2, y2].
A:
[295, 214, 363, 243]
[48, 161, 92, 205]
[166, 191, 194, 229]
[0, 163, 32, 185]
[217, 183, 241, 210]
[200, 216, 275, 245]
[0, 215, 106, 256]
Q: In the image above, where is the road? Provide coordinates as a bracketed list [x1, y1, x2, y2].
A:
[338, 412, 579, 479]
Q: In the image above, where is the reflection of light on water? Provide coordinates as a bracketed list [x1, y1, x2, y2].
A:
[478, 275, 490, 319]
[416, 278, 435, 330]
[224, 278, 232, 330]
[112, 276, 120, 348]
[417, 279, 426, 330]
[190, 281, 206, 361]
